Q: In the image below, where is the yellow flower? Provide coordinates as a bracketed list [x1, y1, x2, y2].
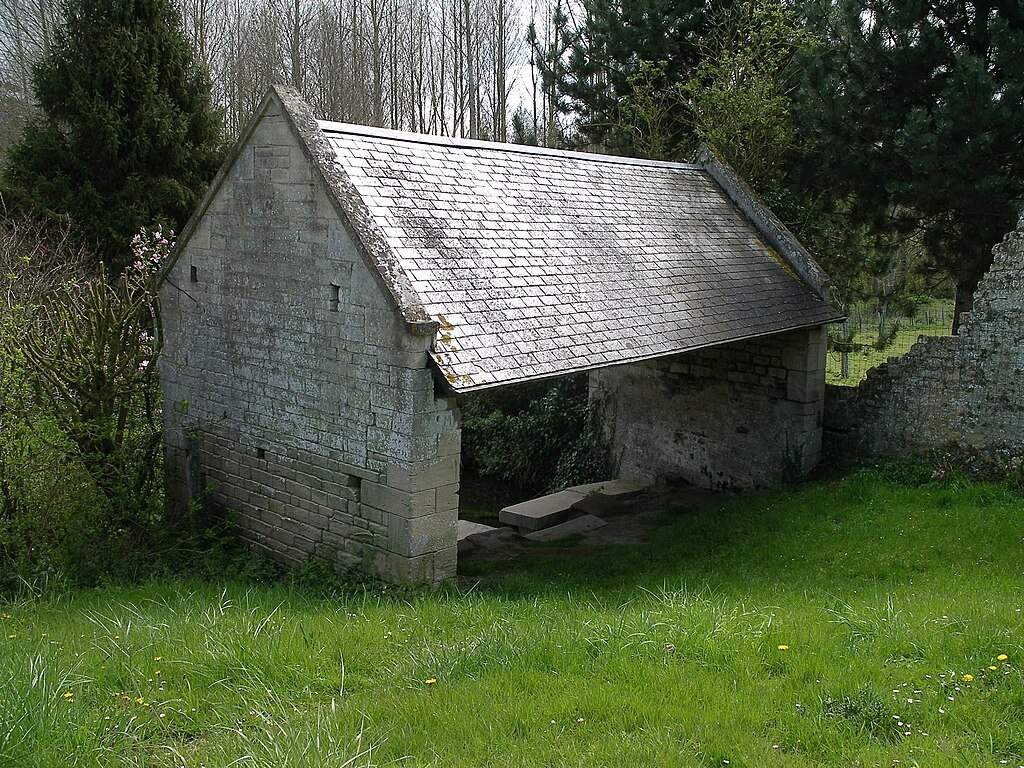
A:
[62, 692, 74, 700]
[424, 679, 437, 685]
[962, 674, 974, 682]
[989, 665, 998, 671]
[154, 656, 162, 661]
[997, 654, 1009, 662]
[6, 635, 13, 640]
[777, 645, 789, 651]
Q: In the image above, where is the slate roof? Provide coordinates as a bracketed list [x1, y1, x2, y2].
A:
[283, 88, 842, 393]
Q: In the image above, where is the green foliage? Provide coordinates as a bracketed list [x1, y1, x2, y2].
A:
[682, 0, 817, 189]
[0, 0, 224, 273]
[789, 0, 1024, 316]
[0, 221, 169, 588]
[535, 0, 734, 153]
[823, 686, 905, 741]
[460, 376, 612, 495]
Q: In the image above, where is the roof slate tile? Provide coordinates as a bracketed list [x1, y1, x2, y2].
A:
[317, 122, 842, 391]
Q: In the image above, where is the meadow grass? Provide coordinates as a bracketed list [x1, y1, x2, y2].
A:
[2, 467, 1023, 767]
[827, 310, 952, 386]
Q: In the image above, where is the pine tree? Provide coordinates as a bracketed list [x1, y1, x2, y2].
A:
[1, 0, 224, 273]
[790, 0, 1024, 325]
[535, 0, 737, 154]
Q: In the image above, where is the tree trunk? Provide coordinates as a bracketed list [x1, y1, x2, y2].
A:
[952, 282, 976, 335]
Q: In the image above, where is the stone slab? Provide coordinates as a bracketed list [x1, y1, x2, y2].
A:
[524, 514, 607, 542]
[568, 479, 647, 498]
[457, 525, 521, 557]
[498, 489, 586, 532]
[458, 519, 499, 541]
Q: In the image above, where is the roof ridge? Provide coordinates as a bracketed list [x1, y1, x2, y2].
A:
[317, 119, 705, 171]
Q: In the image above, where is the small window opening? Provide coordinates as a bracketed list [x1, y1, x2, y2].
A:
[330, 284, 340, 312]
[256, 447, 266, 460]
[190, 265, 198, 283]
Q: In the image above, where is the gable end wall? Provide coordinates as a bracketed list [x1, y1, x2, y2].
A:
[160, 104, 460, 582]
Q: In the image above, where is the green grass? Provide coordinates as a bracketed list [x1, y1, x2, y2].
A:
[3, 468, 1024, 767]
[827, 302, 953, 386]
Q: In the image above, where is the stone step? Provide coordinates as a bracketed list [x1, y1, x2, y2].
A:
[457, 519, 499, 541]
[498, 488, 586, 532]
[524, 514, 607, 542]
[567, 479, 646, 498]
[568, 478, 647, 516]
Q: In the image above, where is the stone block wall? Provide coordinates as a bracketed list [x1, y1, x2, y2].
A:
[160, 101, 460, 583]
[825, 217, 1024, 460]
[591, 327, 828, 490]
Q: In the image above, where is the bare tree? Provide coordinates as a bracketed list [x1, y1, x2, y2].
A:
[0, 0, 60, 153]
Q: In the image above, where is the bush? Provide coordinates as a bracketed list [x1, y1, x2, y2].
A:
[460, 375, 612, 496]
[0, 219, 168, 589]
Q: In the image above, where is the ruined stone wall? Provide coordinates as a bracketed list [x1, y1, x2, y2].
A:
[591, 327, 828, 490]
[825, 217, 1024, 461]
[161, 103, 460, 583]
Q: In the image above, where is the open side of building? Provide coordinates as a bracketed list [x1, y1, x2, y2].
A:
[160, 86, 843, 583]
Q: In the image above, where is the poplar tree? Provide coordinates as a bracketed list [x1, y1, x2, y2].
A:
[1, 0, 223, 272]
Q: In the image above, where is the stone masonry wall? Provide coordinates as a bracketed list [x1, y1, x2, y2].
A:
[591, 327, 828, 490]
[825, 217, 1024, 460]
[161, 101, 461, 583]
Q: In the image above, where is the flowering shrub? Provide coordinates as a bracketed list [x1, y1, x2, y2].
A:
[0, 223, 172, 588]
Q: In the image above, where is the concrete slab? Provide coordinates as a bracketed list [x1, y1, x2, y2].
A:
[524, 514, 607, 542]
[458, 519, 499, 540]
[498, 489, 586, 532]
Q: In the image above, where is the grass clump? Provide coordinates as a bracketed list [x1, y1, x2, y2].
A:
[1, 467, 1023, 766]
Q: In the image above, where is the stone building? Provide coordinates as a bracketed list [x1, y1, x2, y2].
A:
[160, 86, 842, 583]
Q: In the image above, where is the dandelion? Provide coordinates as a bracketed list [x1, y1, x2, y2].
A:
[998, 654, 1009, 662]
[989, 666, 999, 671]
[424, 679, 436, 686]
[6, 635, 13, 640]
[962, 674, 974, 682]
[154, 656, 163, 661]
[777, 645, 789, 651]
[62, 692, 74, 700]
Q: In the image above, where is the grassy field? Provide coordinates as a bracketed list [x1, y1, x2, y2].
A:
[2, 468, 1023, 767]
[826, 300, 953, 386]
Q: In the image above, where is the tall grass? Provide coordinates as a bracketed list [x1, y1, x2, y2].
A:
[2, 468, 1022, 766]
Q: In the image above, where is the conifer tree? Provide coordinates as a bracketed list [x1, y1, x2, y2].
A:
[534, 0, 736, 154]
[1, 0, 223, 272]
[790, 0, 1024, 324]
